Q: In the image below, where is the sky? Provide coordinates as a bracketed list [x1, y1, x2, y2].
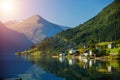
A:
[0, 0, 114, 27]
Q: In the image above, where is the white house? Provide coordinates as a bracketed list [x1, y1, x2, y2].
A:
[69, 48, 76, 55]
[89, 50, 92, 56]
[108, 43, 115, 49]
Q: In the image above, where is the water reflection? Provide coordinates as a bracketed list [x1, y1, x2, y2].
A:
[3, 52, 119, 80]
[1, 54, 64, 80]
[59, 57, 65, 63]
[16, 64, 63, 80]
[0, 53, 32, 79]
[28, 55, 120, 80]
[108, 66, 112, 72]
[68, 58, 76, 65]
[89, 60, 92, 67]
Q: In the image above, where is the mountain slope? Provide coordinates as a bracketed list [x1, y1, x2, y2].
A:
[5, 20, 18, 26]
[35, 0, 120, 53]
[0, 21, 33, 53]
[7, 15, 69, 44]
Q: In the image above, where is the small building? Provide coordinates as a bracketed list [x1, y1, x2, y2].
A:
[59, 51, 66, 56]
[69, 48, 76, 55]
[96, 46, 100, 50]
[89, 50, 92, 56]
[82, 50, 89, 57]
[108, 43, 116, 49]
[84, 44, 89, 48]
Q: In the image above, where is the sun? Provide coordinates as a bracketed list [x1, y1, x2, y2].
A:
[0, 0, 13, 12]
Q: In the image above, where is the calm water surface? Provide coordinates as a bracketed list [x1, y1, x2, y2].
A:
[29, 55, 120, 80]
[0, 53, 120, 80]
[0, 53, 63, 80]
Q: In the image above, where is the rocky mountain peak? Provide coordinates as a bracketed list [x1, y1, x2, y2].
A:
[26, 15, 46, 24]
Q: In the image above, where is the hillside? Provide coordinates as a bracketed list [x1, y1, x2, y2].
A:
[0, 21, 33, 53]
[6, 15, 69, 44]
[5, 20, 18, 26]
[33, 0, 120, 53]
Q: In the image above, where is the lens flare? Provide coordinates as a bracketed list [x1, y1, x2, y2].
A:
[0, 0, 13, 12]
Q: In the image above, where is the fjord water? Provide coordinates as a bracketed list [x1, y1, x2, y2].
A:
[29, 55, 120, 80]
[0, 52, 32, 79]
[0, 53, 63, 80]
[0, 53, 120, 80]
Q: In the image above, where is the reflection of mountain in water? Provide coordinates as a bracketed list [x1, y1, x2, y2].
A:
[17, 65, 64, 80]
[18, 65, 45, 80]
[29, 55, 120, 80]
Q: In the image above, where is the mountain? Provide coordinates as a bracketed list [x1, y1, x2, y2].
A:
[33, 0, 120, 53]
[6, 15, 69, 44]
[0, 21, 33, 53]
[5, 20, 18, 26]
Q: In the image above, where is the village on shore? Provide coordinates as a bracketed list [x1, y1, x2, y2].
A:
[15, 41, 120, 60]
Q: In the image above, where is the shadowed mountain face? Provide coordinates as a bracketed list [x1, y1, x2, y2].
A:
[0, 21, 33, 53]
[6, 15, 69, 44]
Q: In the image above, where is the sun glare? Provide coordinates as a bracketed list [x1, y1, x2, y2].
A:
[0, 0, 13, 12]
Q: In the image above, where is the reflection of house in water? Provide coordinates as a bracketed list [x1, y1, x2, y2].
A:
[108, 66, 112, 72]
[89, 60, 93, 68]
[78, 56, 88, 64]
[78, 57, 97, 69]
[83, 59, 89, 69]
[78, 57, 88, 69]
[68, 59, 76, 65]
[59, 57, 65, 63]
[24, 55, 30, 60]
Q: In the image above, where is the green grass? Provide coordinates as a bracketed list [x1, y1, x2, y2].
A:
[117, 44, 120, 47]
[108, 47, 120, 54]
[109, 60, 119, 68]
[110, 43, 120, 53]
[97, 42, 112, 46]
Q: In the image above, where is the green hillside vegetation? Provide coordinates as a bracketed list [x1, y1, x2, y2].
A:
[31, 0, 120, 54]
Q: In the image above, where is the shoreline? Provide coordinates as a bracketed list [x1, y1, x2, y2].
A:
[52, 55, 120, 61]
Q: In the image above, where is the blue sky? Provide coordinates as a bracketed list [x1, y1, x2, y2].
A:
[0, 0, 114, 27]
